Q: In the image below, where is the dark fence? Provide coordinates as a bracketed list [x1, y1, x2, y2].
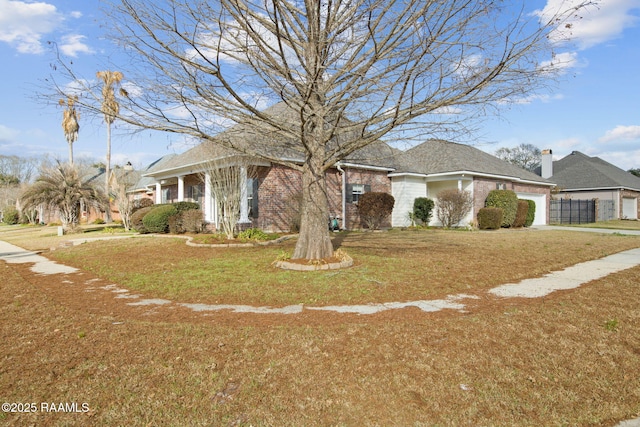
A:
[550, 199, 596, 224]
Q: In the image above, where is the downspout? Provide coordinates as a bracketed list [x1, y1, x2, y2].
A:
[336, 163, 346, 230]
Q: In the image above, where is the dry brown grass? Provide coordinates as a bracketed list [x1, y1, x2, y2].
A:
[1, 227, 640, 426]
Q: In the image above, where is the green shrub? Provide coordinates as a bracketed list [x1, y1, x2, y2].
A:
[524, 199, 536, 227]
[512, 200, 529, 228]
[413, 197, 434, 225]
[93, 218, 106, 225]
[2, 206, 20, 225]
[477, 207, 503, 230]
[172, 201, 200, 213]
[143, 204, 178, 233]
[131, 206, 156, 233]
[358, 192, 395, 230]
[238, 227, 275, 241]
[485, 189, 518, 227]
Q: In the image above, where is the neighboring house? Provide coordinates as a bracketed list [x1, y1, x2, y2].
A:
[390, 140, 553, 227]
[539, 150, 640, 220]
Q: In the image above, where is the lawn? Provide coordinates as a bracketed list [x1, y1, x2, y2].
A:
[1, 226, 640, 426]
[553, 219, 640, 231]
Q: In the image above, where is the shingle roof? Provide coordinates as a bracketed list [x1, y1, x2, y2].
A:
[550, 151, 640, 191]
[393, 139, 551, 184]
[143, 102, 402, 175]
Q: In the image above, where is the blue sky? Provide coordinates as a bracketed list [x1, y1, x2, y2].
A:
[0, 0, 639, 171]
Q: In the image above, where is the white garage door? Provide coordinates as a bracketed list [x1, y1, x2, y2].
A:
[516, 193, 546, 225]
[622, 197, 638, 220]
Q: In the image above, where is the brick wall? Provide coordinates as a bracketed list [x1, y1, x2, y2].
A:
[344, 168, 392, 229]
[473, 177, 550, 223]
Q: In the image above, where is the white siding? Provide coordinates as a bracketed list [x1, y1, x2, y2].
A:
[391, 176, 427, 227]
[428, 180, 474, 227]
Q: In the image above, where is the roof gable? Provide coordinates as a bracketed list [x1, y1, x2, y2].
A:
[551, 151, 640, 191]
[393, 139, 550, 184]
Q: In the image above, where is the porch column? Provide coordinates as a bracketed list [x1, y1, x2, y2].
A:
[155, 182, 162, 204]
[458, 179, 463, 191]
[177, 175, 185, 201]
[204, 172, 213, 222]
[239, 167, 250, 223]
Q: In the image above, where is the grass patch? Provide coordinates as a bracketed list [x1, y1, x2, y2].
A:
[42, 229, 640, 306]
[554, 219, 640, 231]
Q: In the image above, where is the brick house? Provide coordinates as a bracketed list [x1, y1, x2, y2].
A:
[389, 140, 553, 227]
[139, 136, 553, 231]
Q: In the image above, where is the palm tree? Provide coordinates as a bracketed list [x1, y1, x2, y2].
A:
[20, 162, 107, 230]
[96, 70, 124, 223]
[60, 96, 80, 165]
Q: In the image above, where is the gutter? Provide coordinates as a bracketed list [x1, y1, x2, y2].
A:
[336, 163, 346, 230]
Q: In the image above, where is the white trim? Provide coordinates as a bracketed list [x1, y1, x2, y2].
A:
[390, 170, 554, 187]
[337, 162, 395, 172]
[559, 186, 640, 192]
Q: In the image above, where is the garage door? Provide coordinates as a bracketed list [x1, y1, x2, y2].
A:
[516, 193, 546, 225]
[622, 197, 638, 220]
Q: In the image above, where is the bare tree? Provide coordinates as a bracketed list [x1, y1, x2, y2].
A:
[54, 0, 590, 259]
[97, 70, 124, 223]
[495, 143, 542, 171]
[435, 189, 473, 228]
[110, 164, 138, 231]
[60, 96, 80, 165]
[201, 156, 257, 240]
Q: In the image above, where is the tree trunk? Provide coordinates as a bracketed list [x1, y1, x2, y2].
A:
[105, 123, 112, 223]
[292, 156, 334, 260]
[68, 143, 74, 165]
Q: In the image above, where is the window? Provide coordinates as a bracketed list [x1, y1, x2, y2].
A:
[496, 183, 507, 190]
[346, 183, 371, 204]
[188, 184, 202, 202]
[247, 178, 259, 218]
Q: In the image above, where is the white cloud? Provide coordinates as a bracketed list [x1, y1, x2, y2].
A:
[536, 0, 640, 49]
[59, 34, 93, 57]
[0, 0, 62, 53]
[599, 125, 640, 142]
[539, 51, 583, 74]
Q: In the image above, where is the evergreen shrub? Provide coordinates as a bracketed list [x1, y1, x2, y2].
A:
[513, 200, 530, 228]
[131, 206, 156, 233]
[413, 197, 434, 225]
[524, 199, 536, 227]
[477, 207, 503, 230]
[143, 204, 178, 233]
[485, 189, 518, 227]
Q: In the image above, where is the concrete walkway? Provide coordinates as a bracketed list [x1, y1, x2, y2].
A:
[534, 225, 640, 235]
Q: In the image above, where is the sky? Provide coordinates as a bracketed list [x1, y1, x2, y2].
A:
[0, 0, 639, 172]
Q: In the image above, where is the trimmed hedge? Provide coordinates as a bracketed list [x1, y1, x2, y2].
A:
[477, 207, 503, 230]
[524, 199, 536, 227]
[172, 201, 200, 213]
[413, 197, 434, 225]
[143, 204, 178, 233]
[358, 192, 395, 230]
[485, 190, 518, 227]
[131, 206, 155, 233]
[513, 200, 529, 228]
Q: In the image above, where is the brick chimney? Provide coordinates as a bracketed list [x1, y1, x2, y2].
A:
[541, 149, 553, 179]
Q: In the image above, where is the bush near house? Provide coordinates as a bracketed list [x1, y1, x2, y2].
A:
[168, 209, 204, 234]
[477, 207, 503, 230]
[2, 206, 20, 225]
[358, 192, 395, 230]
[485, 189, 518, 227]
[436, 189, 473, 228]
[143, 204, 178, 233]
[524, 199, 536, 227]
[132, 198, 154, 213]
[413, 197, 435, 225]
[512, 200, 530, 228]
[173, 201, 200, 213]
[131, 206, 156, 233]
